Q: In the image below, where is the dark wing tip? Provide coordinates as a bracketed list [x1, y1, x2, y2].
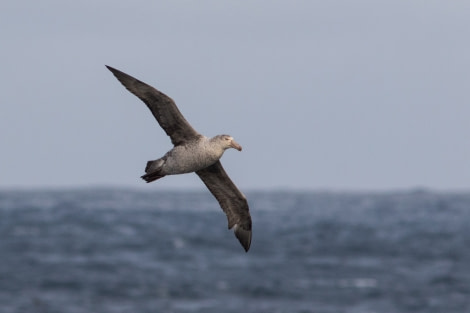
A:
[105, 65, 152, 102]
[105, 64, 116, 73]
[234, 225, 252, 252]
[105, 65, 130, 83]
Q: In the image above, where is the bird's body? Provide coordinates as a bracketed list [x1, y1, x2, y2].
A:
[142, 135, 242, 181]
[106, 66, 252, 251]
[157, 140, 216, 175]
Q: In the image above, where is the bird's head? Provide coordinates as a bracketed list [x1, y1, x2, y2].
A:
[217, 134, 242, 151]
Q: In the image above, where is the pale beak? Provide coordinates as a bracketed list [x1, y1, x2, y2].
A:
[230, 140, 242, 151]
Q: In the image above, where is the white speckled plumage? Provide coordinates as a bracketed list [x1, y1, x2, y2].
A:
[106, 66, 252, 252]
[158, 135, 241, 175]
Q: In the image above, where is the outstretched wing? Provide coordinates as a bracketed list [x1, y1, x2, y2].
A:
[106, 65, 201, 146]
[196, 161, 252, 252]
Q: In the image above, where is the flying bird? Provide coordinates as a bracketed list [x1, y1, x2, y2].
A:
[106, 66, 252, 252]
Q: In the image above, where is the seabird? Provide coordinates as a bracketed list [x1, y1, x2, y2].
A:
[106, 66, 252, 252]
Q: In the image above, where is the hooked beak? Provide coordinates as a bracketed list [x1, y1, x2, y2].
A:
[230, 140, 242, 151]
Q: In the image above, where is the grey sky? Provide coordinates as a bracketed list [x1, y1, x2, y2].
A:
[1, 1, 469, 190]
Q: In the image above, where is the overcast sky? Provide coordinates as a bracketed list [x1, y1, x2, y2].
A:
[1, 1, 469, 191]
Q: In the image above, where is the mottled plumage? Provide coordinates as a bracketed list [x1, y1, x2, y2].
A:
[106, 66, 252, 252]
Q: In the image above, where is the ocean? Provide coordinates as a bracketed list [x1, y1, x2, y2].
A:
[0, 189, 469, 313]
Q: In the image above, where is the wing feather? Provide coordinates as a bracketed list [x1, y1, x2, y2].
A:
[106, 65, 201, 146]
[196, 161, 252, 252]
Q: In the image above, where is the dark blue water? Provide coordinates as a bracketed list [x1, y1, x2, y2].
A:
[1, 189, 469, 313]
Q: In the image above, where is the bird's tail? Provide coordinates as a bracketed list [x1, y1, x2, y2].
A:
[141, 159, 166, 183]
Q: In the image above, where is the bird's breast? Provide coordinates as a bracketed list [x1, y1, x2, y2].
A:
[162, 145, 223, 174]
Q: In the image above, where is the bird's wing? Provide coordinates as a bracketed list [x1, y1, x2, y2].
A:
[106, 65, 201, 146]
[196, 161, 252, 252]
